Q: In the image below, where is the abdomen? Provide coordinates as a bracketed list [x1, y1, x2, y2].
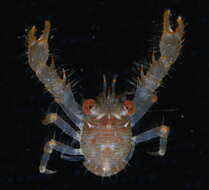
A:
[80, 123, 133, 177]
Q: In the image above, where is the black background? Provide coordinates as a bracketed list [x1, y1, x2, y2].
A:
[0, 0, 208, 188]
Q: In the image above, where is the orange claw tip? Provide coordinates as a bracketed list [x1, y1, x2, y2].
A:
[27, 25, 37, 42]
[177, 16, 183, 23]
[38, 20, 51, 43]
[31, 25, 37, 35]
[44, 20, 51, 32]
[163, 9, 171, 21]
[163, 9, 173, 33]
[163, 9, 171, 22]
[176, 16, 185, 32]
[164, 9, 171, 16]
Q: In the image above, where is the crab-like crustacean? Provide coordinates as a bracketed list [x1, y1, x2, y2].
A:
[26, 10, 185, 177]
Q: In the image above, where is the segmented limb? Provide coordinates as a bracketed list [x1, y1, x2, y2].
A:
[42, 113, 80, 142]
[60, 154, 85, 162]
[131, 10, 185, 126]
[27, 21, 83, 128]
[39, 139, 82, 174]
[132, 125, 170, 156]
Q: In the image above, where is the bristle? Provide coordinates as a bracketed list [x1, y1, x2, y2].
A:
[103, 74, 107, 98]
[111, 75, 118, 98]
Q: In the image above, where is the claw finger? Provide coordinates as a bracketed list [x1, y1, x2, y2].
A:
[27, 20, 51, 47]
[162, 9, 173, 34]
[27, 25, 37, 45]
[38, 20, 51, 43]
[175, 16, 185, 34]
[162, 10, 185, 38]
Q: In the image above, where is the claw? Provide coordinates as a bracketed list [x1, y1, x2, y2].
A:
[27, 20, 51, 47]
[162, 9, 185, 37]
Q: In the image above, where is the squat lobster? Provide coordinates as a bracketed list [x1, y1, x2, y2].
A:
[26, 10, 185, 177]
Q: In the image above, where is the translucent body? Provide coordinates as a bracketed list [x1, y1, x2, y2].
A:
[26, 10, 185, 177]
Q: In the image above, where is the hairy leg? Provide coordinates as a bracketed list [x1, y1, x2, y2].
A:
[39, 139, 82, 174]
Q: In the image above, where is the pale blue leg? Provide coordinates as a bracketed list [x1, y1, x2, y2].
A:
[39, 139, 82, 174]
[42, 113, 80, 142]
[60, 154, 85, 162]
[132, 125, 170, 156]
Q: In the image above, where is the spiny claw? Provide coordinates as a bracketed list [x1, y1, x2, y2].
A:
[27, 20, 51, 47]
[162, 9, 185, 37]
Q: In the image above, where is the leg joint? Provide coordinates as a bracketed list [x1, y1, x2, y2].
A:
[160, 125, 170, 137]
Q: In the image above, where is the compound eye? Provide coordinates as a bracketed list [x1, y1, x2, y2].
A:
[123, 100, 136, 116]
[82, 99, 96, 115]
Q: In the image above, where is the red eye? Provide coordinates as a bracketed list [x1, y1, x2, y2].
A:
[82, 99, 96, 115]
[123, 100, 136, 116]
